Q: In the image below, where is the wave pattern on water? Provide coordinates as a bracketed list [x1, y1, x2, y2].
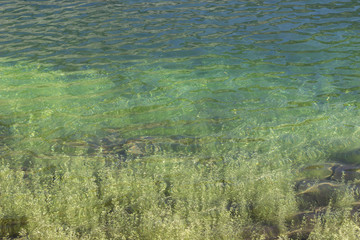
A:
[0, 0, 359, 160]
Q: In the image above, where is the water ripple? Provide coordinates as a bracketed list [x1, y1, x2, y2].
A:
[0, 0, 359, 156]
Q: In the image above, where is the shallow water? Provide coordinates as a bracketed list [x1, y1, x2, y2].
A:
[1, 0, 360, 166]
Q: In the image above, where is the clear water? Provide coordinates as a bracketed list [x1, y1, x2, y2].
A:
[1, 0, 360, 166]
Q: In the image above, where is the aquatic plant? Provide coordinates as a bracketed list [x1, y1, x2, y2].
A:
[0, 150, 359, 239]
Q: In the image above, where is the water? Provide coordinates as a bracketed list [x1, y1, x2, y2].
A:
[2, 1, 360, 238]
[1, 0, 360, 164]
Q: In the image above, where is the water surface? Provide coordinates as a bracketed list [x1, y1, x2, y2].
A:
[0, 0, 360, 165]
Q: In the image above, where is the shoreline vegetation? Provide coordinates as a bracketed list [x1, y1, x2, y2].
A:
[1, 148, 360, 239]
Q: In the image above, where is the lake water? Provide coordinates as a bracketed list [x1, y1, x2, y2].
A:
[1, 0, 359, 163]
[1, 0, 360, 238]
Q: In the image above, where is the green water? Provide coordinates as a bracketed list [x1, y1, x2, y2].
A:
[1, 0, 359, 162]
[1, 54, 359, 166]
[1, 0, 360, 238]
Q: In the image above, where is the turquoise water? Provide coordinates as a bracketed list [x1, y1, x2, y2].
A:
[0, 0, 360, 164]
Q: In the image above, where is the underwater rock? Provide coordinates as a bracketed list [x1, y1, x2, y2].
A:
[98, 136, 161, 159]
[296, 163, 335, 181]
[295, 179, 332, 193]
[287, 208, 327, 240]
[92, 131, 201, 161]
[123, 136, 162, 157]
[294, 163, 351, 207]
[50, 139, 90, 156]
[296, 182, 342, 210]
[289, 161, 360, 238]
[296, 162, 360, 184]
[330, 164, 360, 182]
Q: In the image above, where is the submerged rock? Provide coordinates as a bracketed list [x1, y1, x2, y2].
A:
[91, 131, 201, 160]
[296, 182, 343, 210]
[331, 164, 360, 182]
[287, 208, 327, 240]
[294, 162, 360, 210]
[296, 163, 335, 181]
[296, 162, 360, 184]
[289, 161, 360, 239]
